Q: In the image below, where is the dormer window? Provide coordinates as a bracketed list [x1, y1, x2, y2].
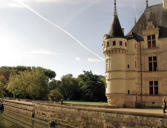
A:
[147, 34, 156, 48]
[113, 41, 116, 46]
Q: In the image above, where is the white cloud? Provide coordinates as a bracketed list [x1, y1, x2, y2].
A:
[0, 1, 23, 8]
[23, 49, 56, 56]
[75, 57, 81, 61]
[88, 58, 101, 63]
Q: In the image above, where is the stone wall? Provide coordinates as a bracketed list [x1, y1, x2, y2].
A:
[3, 100, 167, 128]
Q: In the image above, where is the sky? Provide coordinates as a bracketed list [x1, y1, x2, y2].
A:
[0, 0, 162, 79]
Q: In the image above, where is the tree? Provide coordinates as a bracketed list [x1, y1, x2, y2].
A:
[60, 74, 80, 100]
[48, 89, 63, 102]
[43, 69, 56, 79]
[0, 68, 16, 97]
[48, 79, 61, 91]
[34, 67, 56, 80]
[78, 71, 106, 101]
[7, 68, 49, 99]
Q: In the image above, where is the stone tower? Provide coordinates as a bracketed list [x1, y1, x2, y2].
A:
[103, 0, 128, 107]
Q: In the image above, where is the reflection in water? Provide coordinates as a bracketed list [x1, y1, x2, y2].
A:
[0, 112, 65, 128]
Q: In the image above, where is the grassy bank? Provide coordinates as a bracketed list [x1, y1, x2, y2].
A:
[64, 101, 108, 106]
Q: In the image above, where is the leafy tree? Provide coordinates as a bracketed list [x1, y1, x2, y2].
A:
[48, 89, 63, 102]
[78, 71, 106, 101]
[0, 66, 56, 81]
[48, 79, 61, 91]
[0, 68, 16, 97]
[60, 74, 80, 100]
[7, 68, 49, 99]
[14, 66, 32, 72]
[34, 67, 56, 79]
[43, 69, 56, 79]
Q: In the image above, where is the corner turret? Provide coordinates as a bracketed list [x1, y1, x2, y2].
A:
[103, 0, 128, 107]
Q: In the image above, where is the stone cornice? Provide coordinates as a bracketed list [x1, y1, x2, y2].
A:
[104, 49, 127, 55]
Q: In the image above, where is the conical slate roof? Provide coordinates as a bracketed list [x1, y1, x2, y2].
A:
[109, 14, 124, 38]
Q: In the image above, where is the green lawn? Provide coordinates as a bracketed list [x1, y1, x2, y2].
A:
[64, 101, 108, 106]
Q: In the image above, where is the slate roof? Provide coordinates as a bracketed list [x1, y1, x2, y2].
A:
[109, 14, 124, 38]
[128, 4, 167, 38]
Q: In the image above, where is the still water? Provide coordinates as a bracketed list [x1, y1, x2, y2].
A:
[0, 112, 66, 128]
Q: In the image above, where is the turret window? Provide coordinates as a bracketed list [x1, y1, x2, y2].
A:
[147, 34, 156, 48]
[119, 41, 122, 46]
[107, 42, 110, 47]
[125, 42, 127, 47]
[113, 41, 116, 46]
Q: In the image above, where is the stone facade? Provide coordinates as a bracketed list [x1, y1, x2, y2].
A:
[163, 0, 167, 9]
[103, 1, 167, 107]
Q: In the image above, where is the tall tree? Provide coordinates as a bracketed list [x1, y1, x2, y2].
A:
[48, 79, 61, 91]
[60, 74, 80, 100]
[7, 68, 49, 99]
[78, 71, 106, 101]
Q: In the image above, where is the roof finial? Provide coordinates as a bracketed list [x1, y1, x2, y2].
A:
[114, 0, 117, 15]
[146, 0, 148, 8]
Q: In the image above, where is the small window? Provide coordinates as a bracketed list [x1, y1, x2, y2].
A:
[147, 34, 156, 48]
[154, 81, 158, 85]
[125, 42, 127, 47]
[119, 41, 122, 46]
[153, 56, 157, 61]
[149, 81, 153, 85]
[152, 35, 155, 39]
[113, 41, 116, 46]
[128, 90, 130, 94]
[149, 81, 153, 95]
[127, 64, 130, 68]
[149, 81, 158, 95]
[149, 57, 152, 61]
[148, 35, 151, 40]
[107, 42, 110, 47]
[148, 56, 157, 71]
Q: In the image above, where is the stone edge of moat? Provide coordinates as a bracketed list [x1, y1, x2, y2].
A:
[2, 99, 167, 119]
